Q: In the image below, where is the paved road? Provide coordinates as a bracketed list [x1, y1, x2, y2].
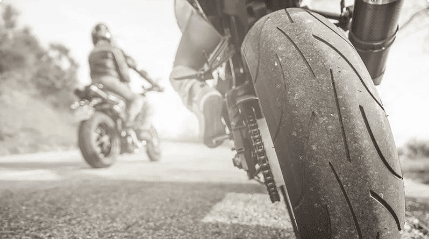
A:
[1, 141, 428, 238]
[0, 141, 295, 239]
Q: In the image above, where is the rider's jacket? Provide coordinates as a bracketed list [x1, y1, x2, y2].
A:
[88, 41, 131, 82]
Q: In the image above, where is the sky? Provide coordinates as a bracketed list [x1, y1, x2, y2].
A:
[306, 1, 429, 147]
[2, 0, 429, 146]
[373, 0, 429, 146]
[6, 0, 181, 84]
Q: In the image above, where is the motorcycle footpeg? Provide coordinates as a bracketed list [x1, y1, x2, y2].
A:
[211, 134, 230, 144]
[127, 129, 143, 149]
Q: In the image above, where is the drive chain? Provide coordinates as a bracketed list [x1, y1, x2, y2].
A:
[246, 110, 280, 203]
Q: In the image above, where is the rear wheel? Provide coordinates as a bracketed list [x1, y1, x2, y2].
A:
[242, 8, 405, 238]
[78, 112, 120, 168]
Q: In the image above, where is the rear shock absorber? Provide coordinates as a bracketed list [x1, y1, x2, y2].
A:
[349, 0, 404, 85]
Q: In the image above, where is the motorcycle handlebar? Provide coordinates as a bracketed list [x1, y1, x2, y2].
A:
[141, 85, 164, 95]
[172, 68, 212, 82]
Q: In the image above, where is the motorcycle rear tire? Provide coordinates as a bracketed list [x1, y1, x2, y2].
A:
[146, 126, 162, 162]
[242, 8, 405, 239]
[78, 112, 120, 168]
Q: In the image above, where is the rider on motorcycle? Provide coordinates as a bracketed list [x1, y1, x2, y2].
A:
[89, 23, 160, 133]
[170, 0, 227, 148]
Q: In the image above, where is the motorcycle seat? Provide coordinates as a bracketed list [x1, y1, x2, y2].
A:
[74, 84, 126, 104]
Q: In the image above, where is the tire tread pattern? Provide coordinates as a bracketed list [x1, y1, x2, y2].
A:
[359, 105, 403, 179]
[277, 27, 316, 78]
[312, 34, 384, 110]
[330, 69, 352, 163]
[242, 8, 405, 239]
[370, 190, 402, 231]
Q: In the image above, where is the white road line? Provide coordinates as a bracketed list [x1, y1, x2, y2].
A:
[202, 192, 292, 229]
[0, 169, 61, 181]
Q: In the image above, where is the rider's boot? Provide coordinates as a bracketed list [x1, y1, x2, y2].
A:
[125, 96, 146, 149]
[134, 106, 153, 142]
[190, 83, 226, 148]
[170, 65, 226, 148]
[127, 96, 146, 127]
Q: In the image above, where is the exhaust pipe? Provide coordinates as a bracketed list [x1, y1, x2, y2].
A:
[349, 0, 404, 85]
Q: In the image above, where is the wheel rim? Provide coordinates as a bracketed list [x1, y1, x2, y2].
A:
[94, 122, 114, 158]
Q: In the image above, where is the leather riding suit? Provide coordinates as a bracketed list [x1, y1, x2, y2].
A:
[88, 40, 146, 128]
[170, 0, 226, 147]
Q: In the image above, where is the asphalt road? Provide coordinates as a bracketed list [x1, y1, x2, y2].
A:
[0, 141, 295, 239]
[1, 141, 429, 239]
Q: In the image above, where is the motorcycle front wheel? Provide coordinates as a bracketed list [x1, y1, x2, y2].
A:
[146, 126, 162, 162]
[242, 8, 405, 238]
[78, 112, 120, 168]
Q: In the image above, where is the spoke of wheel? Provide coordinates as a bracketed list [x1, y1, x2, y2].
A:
[96, 135, 110, 146]
[101, 140, 111, 153]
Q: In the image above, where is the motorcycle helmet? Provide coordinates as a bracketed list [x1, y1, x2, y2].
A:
[91, 23, 112, 45]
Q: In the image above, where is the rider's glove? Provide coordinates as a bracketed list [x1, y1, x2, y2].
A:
[139, 70, 149, 79]
[154, 85, 164, 92]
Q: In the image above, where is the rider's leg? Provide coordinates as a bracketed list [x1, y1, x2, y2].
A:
[133, 98, 154, 140]
[126, 96, 145, 128]
[170, 65, 226, 148]
[92, 76, 143, 127]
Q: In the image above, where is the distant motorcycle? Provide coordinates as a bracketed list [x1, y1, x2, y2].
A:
[71, 83, 163, 168]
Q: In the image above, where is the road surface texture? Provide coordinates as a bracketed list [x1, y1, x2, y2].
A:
[0, 141, 428, 238]
[0, 141, 294, 239]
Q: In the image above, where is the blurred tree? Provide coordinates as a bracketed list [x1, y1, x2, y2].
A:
[2, 4, 18, 30]
[0, 3, 79, 108]
[0, 5, 42, 77]
[0, 28, 43, 75]
[404, 138, 429, 159]
[34, 43, 79, 108]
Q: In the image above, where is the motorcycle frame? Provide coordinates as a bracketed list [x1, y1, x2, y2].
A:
[205, 0, 402, 86]
[77, 85, 161, 153]
[196, 0, 402, 165]
[74, 86, 129, 144]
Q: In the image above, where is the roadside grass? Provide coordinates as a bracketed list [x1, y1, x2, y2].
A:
[401, 138, 429, 159]
[0, 86, 77, 156]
